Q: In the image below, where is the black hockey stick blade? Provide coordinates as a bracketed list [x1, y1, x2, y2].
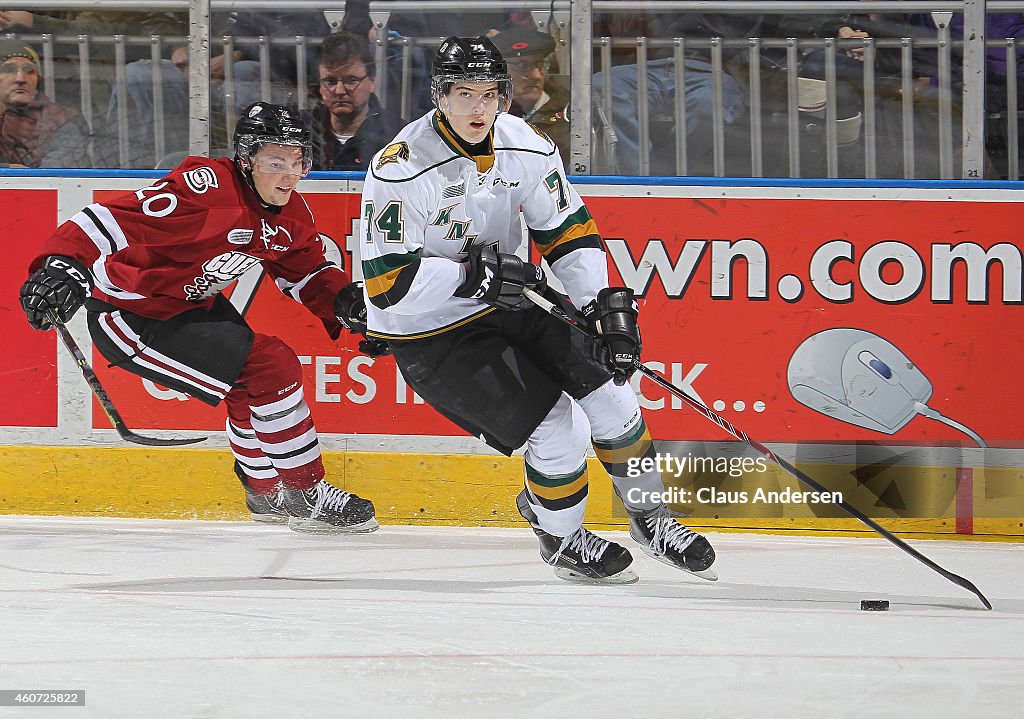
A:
[47, 311, 206, 447]
[522, 289, 992, 610]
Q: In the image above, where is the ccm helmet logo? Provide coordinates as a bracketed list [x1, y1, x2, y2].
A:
[467, 62, 490, 68]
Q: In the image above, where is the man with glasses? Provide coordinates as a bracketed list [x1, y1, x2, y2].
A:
[359, 37, 718, 584]
[18, 102, 379, 534]
[306, 32, 405, 171]
[492, 28, 570, 164]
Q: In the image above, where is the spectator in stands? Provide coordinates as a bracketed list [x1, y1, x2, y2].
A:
[492, 28, 570, 164]
[0, 40, 89, 168]
[105, 11, 331, 168]
[0, 10, 181, 132]
[907, 12, 1024, 177]
[304, 32, 405, 171]
[339, 2, 522, 120]
[797, 11, 1000, 178]
[592, 12, 753, 176]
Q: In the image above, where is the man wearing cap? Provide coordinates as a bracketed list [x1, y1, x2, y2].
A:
[492, 28, 570, 164]
[0, 40, 88, 168]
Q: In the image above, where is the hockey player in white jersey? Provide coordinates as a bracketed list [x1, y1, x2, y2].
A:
[360, 36, 717, 583]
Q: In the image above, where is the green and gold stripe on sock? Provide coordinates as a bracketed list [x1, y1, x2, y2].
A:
[593, 420, 654, 477]
[525, 461, 589, 511]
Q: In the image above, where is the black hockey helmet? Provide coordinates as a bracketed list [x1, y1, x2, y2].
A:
[430, 36, 512, 113]
[232, 101, 312, 172]
[232, 102, 312, 209]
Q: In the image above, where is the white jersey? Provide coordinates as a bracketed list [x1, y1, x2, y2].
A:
[359, 110, 608, 339]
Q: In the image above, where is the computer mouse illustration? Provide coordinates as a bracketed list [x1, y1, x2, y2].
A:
[787, 328, 985, 446]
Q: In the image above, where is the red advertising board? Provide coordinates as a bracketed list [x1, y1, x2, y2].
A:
[583, 195, 1021, 447]
[0, 189, 59, 427]
[5, 185, 1019, 448]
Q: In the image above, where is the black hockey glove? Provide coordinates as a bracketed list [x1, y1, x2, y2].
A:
[334, 281, 368, 335]
[19, 255, 92, 330]
[453, 244, 546, 311]
[582, 287, 642, 385]
[334, 281, 392, 358]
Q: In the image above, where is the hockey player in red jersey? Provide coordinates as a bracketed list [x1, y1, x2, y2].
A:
[19, 102, 378, 534]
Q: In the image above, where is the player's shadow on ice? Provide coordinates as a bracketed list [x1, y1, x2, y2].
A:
[74, 574, 557, 594]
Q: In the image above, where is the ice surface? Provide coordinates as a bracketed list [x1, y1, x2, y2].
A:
[0, 517, 1021, 719]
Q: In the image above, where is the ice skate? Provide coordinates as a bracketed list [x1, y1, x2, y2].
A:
[234, 461, 287, 524]
[517, 490, 637, 584]
[282, 479, 378, 534]
[627, 505, 718, 581]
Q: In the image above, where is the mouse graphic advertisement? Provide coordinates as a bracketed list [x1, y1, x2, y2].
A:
[787, 328, 985, 445]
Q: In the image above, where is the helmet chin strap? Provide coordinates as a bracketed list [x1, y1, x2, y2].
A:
[236, 158, 282, 213]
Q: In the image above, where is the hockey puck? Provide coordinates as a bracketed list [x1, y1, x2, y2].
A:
[860, 600, 889, 611]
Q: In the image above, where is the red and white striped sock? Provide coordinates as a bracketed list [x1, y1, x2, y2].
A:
[225, 417, 280, 494]
[248, 385, 323, 491]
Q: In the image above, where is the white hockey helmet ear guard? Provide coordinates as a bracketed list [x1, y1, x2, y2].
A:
[430, 36, 512, 114]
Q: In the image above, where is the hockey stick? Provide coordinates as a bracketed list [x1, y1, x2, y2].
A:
[46, 311, 206, 447]
[523, 289, 992, 610]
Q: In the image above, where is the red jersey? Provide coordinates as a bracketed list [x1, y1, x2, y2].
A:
[32, 156, 348, 336]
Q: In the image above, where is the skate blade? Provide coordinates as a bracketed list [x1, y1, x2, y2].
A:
[639, 545, 718, 581]
[287, 517, 380, 534]
[553, 566, 639, 585]
[251, 513, 288, 525]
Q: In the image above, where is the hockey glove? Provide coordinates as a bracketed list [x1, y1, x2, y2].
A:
[334, 281, 369, 335]
[334, 281, 392, 358]
[453, 244, 546, 311]
[19, 255, 92, 330]
[582, 287, 642, 385]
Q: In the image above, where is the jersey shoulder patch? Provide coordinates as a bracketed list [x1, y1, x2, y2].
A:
[170, 156, 238, 206]
[375, 141, 411, 171]
[527, 122, 554, 144]
[181, 164, 221, 194]
[370, 116, 456, 182]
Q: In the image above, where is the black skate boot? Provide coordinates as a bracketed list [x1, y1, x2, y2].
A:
[627, 505, 718, 581]
[234, 461, 287, 524]
[516, 490, 637, 584]
[282, 479, 378, 534]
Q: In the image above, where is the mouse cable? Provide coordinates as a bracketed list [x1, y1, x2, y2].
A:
[914, 402, 987, 448]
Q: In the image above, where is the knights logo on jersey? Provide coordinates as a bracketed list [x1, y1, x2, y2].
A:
[260, 218, 293, 252]
[183, 166, 219, 194]
[376, 142, 410, 171]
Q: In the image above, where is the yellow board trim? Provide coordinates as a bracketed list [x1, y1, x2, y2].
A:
[0, 446, 1020, 542]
